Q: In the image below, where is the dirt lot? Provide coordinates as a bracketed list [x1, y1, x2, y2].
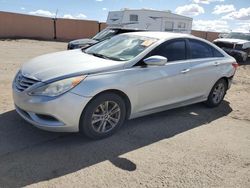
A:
[0, 39, 249, 188]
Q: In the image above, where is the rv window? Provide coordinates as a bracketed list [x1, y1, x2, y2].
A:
[165, 21, 174, 31]
[130, 14, 139, 22]
[178, 22, 186, 29]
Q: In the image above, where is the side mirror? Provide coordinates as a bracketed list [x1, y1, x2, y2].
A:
[143, 55, 167, 66]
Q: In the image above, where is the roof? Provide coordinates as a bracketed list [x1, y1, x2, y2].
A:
[110, 9, 193, 21]
[125, 31, 194, 40]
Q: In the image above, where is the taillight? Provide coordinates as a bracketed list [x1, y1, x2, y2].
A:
[232, 62, 239, 69]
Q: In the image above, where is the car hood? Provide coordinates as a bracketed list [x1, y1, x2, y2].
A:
[21, 49, 125, 82]
[214, 38, 250, 49]
[69, 38, 98, 45]
[214, 38, 249, 44]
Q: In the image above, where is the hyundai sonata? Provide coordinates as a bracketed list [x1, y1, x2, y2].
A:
[13, 32, 238, 139]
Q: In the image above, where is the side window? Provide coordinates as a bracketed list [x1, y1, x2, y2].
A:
[130, 14, 138, 22]
[150, 40, 186, 62]
[189, 39, 213, 59]
[213, 48, 224, 57]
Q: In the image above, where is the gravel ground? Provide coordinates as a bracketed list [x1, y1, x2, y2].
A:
[0, 39, 249, 188]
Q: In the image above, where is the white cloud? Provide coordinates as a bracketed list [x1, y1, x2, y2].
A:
[63, 14, 75, 19]
[102, 7, 107, 11]
[192, 19, 230, 32]
[212, 4, 235, 15]
[233, 21, 250, 32]
[62, 13, 87, 19]
[175, 4, 204, 16]
[222, 7, 250, 20]
[63, 13, 87, 20]
[29, 9, 55, 17]
[76, 13, 87, 19]
[96, 0, 103, 1]
[20, 7, 25, 10]
[192, 0, 224, 4]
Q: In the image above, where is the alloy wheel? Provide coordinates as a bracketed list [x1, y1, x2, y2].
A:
[212, 83, 225, 104]
[91, 101, 121, 133]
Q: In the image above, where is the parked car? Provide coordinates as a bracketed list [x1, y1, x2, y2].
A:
[213, 32, 250, 62]
[13, 32, 238, 139]
[67, 27, 144, 50]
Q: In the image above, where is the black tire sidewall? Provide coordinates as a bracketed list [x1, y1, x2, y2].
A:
[80, 92, 126, 139]
[206, 79, 227, 107]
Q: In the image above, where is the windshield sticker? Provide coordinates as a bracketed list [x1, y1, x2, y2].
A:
[141, 39, 157, 47]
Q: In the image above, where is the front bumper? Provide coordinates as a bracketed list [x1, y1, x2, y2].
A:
[13, 86, 92, 132]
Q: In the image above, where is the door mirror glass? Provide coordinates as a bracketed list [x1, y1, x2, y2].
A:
[143, 55, 168, 66]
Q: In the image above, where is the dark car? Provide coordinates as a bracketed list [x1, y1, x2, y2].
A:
[67, 27, 144, 50]
[213, 32, 250, 62]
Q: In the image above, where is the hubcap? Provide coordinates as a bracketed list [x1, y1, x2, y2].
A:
[91, 101, 121, 133]
[212, 83, 225, 104]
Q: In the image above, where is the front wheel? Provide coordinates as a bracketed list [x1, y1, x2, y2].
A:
[80, 92, 126, 139]
[205, 79, 228, 107]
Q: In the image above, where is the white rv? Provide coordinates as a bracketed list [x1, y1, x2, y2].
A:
[107, 9, 193, 34]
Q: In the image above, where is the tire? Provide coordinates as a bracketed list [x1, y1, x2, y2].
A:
[205, 79, 228, 108]
[80, 92, 126, 139]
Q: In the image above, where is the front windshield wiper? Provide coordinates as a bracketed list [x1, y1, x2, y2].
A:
[87, 52, 124, 61]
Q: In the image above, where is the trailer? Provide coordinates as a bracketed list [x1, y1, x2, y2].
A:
[107, 9, 193, 34]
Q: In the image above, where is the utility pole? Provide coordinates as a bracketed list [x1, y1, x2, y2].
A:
[53, 9, 58, 40]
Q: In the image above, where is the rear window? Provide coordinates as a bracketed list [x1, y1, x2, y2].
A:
[189, 39, 213, 59]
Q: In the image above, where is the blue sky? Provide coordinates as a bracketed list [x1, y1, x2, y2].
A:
[1, 0, 250, 32]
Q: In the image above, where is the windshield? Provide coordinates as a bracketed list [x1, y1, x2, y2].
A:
[85, 34, 158, 61]
[225, 32, 250, 41]
[92, 28, 118, 41]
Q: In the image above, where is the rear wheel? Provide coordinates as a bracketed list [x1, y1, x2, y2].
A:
[80, 92, 126, 139]
[205, 79, 227, 107]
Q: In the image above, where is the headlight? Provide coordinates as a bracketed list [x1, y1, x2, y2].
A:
[29, 75, 86, 97]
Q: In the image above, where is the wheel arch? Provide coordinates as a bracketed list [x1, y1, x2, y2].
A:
[220, 76, 230, 90]
[79, 89, 132, 127]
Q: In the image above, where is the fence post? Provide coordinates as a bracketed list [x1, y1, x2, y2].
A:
[52, 18, 57, 40]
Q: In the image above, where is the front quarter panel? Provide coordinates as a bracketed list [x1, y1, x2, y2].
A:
[70, 68, 143, 115]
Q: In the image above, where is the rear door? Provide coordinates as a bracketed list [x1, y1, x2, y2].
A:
[186, 39, 224, 98]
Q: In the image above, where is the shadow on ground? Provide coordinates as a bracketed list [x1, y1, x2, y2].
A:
[0, 101, 232, 187]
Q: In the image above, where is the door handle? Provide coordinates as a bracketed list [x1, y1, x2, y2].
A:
[181, 69, 190, 73]
[214, 62, 220, 66]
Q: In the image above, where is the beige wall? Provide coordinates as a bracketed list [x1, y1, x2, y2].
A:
[0, 11, 54, 39]
[100, 22, 108, 31]
[191, 30, 219, 42]
[56, 18, 99, 40]
[0, 11, 220, 42]
[0, 11, 100, 41]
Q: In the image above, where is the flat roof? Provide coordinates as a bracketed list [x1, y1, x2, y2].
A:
[125, 31, 194, 40]
[109, 9, 193, 21]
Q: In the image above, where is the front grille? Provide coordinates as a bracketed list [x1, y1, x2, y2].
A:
[214, 42, 234, 49]
[15, 72, 39, 92]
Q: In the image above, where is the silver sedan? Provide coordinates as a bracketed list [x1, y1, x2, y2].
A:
[13, 32, 238, 139]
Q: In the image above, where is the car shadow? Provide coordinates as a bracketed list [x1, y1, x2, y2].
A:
[0, 101, 232, 187]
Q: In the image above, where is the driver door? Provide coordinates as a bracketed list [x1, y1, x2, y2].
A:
[135, 39, 192, 113]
